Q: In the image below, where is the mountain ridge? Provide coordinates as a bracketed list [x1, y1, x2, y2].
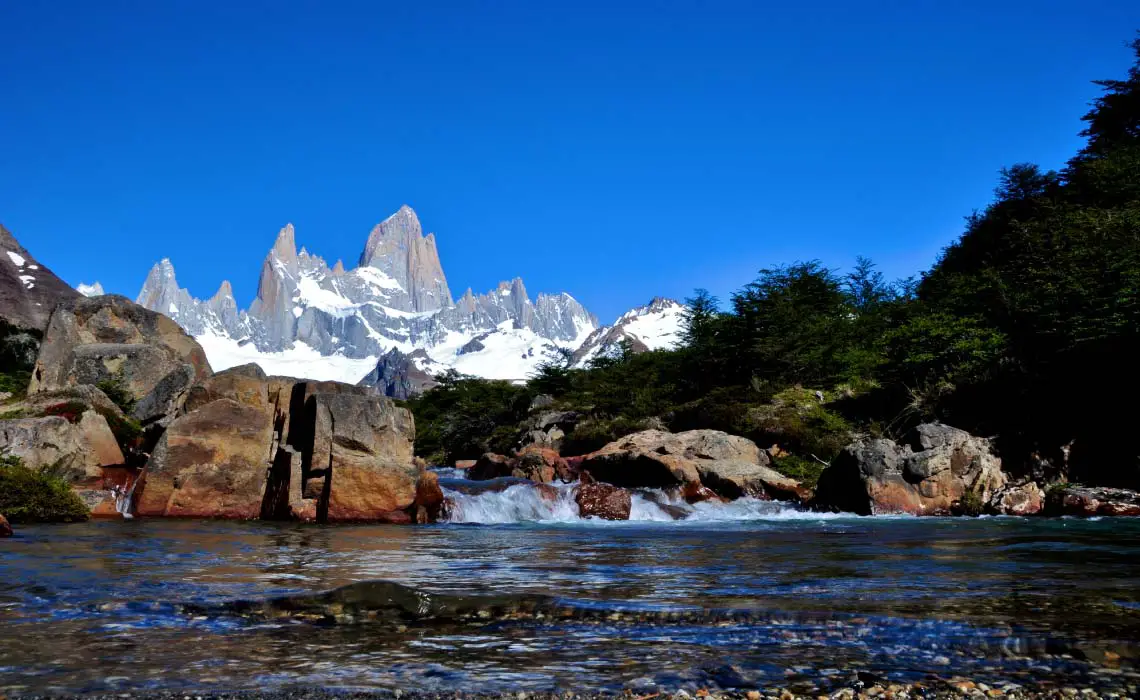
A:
[134, 206, 682, 391]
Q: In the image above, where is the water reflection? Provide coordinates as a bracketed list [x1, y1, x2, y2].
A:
[1, 517, 1138, 694]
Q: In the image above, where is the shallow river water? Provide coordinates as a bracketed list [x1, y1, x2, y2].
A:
[1, 482, 1138, 696]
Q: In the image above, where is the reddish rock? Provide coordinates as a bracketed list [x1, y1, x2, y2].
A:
[1045, 486, 1140, 517]
[575, 472, 631, 520]
[517, 445, 575, 482]
[815, 424, 1007, 516]
[135, 398, 273, 519]
[455, 459, 477, 470]
[680, 481, 724, 504]
[413, 470, 446, 524]
[0, 514, 11, 537]
[310, 392, 417, 523]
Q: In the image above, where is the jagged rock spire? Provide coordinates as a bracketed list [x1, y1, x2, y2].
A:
[358, 206, 452, 312]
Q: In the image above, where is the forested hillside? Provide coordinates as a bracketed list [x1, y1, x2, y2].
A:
[407, 37, 1140, 490]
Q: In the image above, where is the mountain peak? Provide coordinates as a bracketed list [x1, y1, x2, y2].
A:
[358, 206, 451, 311]
[271, 224, 298, 263]
[212, 280, 234, 301]
[76, 281, 105, 297]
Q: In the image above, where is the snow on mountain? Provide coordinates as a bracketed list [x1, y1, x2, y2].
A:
[570, 297, 686, 368]
[135, 206, 605, 388]
[76, 281, 105, 297]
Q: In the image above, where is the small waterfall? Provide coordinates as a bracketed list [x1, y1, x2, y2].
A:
[113, 468, 145, 520]
[440, 476, 839, 525]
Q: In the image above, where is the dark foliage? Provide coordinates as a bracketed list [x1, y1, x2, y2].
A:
[404, 39, 1140, 487]
[0, 455, 90, 523]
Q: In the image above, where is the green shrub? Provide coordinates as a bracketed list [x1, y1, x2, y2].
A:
[954, 488, 985, 517]
[0, 455, 90, 523]
[770, 453, 828, 489]
[96, 377, 137, 414]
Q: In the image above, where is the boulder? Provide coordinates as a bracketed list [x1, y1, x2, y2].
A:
[1044, 486, 1140, 517]
[575, 473, 631, 520]
[465, 447, 572, 484]
[183, 364, 269, 414]
[578, 429, 809, 501]
[696, 460, 812, 502]
[813, 423, 1008, 516]
[132, 365, 196, 425]
[309, 392, 417, 522]
[28, 295, 212, 405]
[517, 445, 575, 483]
[0, 513, 10, 537]
[987, 482, 1045, 516]
[468, 453, 514, 481]
[135, 398, 273, 519]
[0, 412, 124, 483]
[413, 470, 445, 523]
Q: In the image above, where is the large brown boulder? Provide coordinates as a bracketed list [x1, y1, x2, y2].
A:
[27, 296, 212, 409]
[183, 363, 269, 414]
[578, 429, 808, 501]
[0, 412, 124, 483]
[309, 392, 417, 522]
[135, 398, 273, 518]
[814, 423, 1007, 516]
[0, 513, 11, 537]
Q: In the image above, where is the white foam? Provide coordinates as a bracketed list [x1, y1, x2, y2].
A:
[442, 481, 846, 525]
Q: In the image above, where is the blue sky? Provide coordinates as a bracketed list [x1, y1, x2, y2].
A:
[1, 2, 1137, 322]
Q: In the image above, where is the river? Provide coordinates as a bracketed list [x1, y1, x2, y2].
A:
[1, 478, 1138, 696]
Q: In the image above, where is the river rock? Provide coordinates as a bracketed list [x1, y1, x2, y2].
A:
[468, 453, 514, 480]
[987, 481, 1045, 516]
[413, 470, 445, 523]
[310, 392, 418, 522]
[1044, 485, 1140, 517]
[578, 429, 809, 501]
[814, 423, 1007, 515]
[27, 295, 212, 405]
[135, 398, 273, 518]
[0, 513, 11, 537]
[575, 472, 631, 520]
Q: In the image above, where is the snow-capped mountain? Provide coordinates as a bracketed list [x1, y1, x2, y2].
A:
[570, 297, 687, 368]
[135, 205, 633, 389]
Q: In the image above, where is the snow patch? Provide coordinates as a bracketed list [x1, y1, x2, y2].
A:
[196, 334, 380, 384]
[6, 251, 26, 267]
[76, 282, 104, 297]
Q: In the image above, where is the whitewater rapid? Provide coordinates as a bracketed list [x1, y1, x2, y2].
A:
[438, 476, 844, 525]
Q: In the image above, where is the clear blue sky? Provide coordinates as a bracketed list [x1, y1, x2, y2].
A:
[1, 1, 1137, 322]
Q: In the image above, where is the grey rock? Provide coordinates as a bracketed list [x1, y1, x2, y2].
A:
[28, 295, 212, 403]
[814, 423, 1007, 515]
[357, 348, 438, 399]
